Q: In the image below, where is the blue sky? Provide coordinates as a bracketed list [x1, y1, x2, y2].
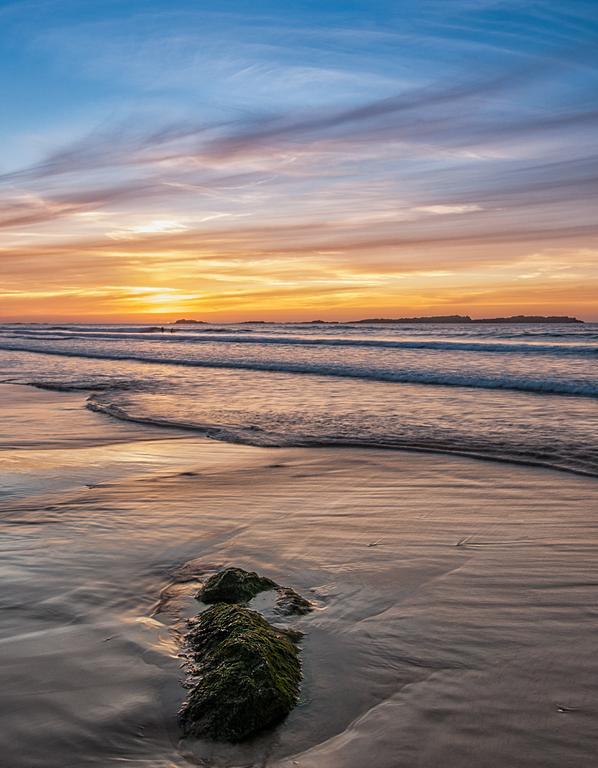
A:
[1, 0, 597, 319]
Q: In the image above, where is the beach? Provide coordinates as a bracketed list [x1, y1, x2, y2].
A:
[2, 383, 598, 767]
[3, 0, 598, 763]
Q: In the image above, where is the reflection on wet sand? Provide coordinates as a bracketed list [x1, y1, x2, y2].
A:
[2, 386, 598, 767]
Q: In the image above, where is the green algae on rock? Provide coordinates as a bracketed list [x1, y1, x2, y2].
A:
[179, 603, 302, 742]
[197, 567, 314, 615]
[197, 567, 276, 604]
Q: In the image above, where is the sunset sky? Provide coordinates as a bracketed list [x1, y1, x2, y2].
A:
[1, 0, 597, 322]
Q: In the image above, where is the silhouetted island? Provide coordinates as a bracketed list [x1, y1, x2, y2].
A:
[351, 314, 583, 324]
[173, 315, 584, 325]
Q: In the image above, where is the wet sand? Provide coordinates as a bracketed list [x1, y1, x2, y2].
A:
[2, 385, 598, 767]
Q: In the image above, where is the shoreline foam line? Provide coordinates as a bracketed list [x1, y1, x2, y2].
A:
[85, 394, 598, 480]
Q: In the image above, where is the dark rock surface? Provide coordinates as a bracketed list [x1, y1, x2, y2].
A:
[275, 587, 313, 616]
[197, 567, 277, 604]
[179, 604, 301, 742]
[197, 567, 314, 617]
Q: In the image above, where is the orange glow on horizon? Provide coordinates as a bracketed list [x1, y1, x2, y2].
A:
[2, 226, 597, 322]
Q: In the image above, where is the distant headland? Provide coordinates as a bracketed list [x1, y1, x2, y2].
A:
[351, 314, 584, 324]
[174, 315, 584, 325]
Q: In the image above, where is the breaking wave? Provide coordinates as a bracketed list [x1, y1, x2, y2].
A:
[0, 341, 597, 397]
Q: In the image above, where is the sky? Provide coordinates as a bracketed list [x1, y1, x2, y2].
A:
[1, 0, 597, 322]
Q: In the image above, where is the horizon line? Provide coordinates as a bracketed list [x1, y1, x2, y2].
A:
[1, 313, 594, 325]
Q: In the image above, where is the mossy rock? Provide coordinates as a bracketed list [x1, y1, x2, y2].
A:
[197, 568, 314, 616]
[197, 567, 277, 604]
[179, 604, 301, 742]
[275, 587, 313, 616]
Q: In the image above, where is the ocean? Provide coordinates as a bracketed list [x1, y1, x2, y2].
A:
[2, 322, 598, 767]
[1, 321, 597, 474]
